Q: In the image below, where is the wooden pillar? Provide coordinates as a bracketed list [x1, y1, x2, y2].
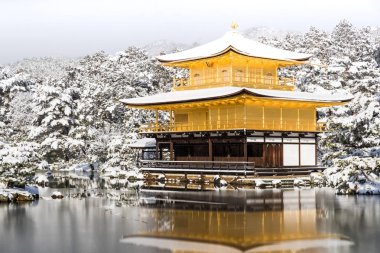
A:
[280, 107, 283, 130]
[263, 143, 267, 168]
[244, 139, 248, 162]
[208, 138, 213, 161]
[169, 139, 174, 161]
[155, 142, 159, 160]
[262, 107, 265, 129]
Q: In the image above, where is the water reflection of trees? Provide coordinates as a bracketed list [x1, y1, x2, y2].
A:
[318, 192, 380, 252]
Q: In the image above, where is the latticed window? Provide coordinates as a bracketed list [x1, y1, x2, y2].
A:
[265, 72, 274, 85]
[251, 68, 262, 84]
[221, 69, 229, 82]
[193, 73, 201, 85]
[234, 69, 244, 82]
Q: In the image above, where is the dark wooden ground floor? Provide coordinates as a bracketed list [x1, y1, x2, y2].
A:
[146, 131, 317, 168]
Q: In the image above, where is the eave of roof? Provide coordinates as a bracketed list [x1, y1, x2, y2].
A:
[156, 31, 312, 64]
[120, 86, 353, 107]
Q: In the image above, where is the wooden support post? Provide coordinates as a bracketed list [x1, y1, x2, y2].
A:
[169, 140, 174, 161]
[263, 143, 267, 168]
[209, 138, 213, 161]
[155, 142, 159, 160]
[244, 138, 248, 162]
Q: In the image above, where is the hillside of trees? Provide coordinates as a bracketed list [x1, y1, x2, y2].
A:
[1, 20, 379, 186]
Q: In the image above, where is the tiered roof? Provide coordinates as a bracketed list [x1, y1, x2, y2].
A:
[156, 30, 312, 64]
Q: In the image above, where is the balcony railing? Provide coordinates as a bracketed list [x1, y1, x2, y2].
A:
[140, 120, 326, 133]
[173, 75, 295, 91]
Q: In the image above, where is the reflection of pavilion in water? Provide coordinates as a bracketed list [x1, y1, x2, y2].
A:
[140, 189, 317, 211]
[123, 190, 352, 252]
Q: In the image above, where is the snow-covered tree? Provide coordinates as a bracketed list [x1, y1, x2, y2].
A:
[29, 83, 82, 163]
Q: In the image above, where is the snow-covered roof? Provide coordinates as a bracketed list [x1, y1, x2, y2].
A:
[128, 138, 156, 148]
[120, 86, 353, 106]
[156, 31, 312, 63]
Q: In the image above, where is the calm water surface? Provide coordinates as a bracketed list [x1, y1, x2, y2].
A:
[1, 188, 380, 253]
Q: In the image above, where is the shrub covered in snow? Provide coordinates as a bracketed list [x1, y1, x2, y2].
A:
[324, 157, 380, 194]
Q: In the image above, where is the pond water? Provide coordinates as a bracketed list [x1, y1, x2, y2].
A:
[1, 186, 380, 253]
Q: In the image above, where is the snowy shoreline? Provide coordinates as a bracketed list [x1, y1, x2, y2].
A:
[2, 163, 380, 196]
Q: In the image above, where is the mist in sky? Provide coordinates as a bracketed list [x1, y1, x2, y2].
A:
[0, 0, 379, 64]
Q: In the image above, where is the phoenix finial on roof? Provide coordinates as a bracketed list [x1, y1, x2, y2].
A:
[231, 22, 239, 30]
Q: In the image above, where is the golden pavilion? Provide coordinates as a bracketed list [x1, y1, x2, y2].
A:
[122, 24, 352, 176]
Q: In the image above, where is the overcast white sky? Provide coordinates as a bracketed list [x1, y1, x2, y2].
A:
[0, 0, 379, 64]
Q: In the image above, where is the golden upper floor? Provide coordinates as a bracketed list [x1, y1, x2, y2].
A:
[171, 51, 296, 91]
[156, 30, 311, 91]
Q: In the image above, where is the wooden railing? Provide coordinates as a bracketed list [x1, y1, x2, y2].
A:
[140, 120, 327, 133]
[173, 75, 295, 91]
[140, 160, 256, 175]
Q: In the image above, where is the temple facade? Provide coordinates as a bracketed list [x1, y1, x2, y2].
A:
[122, 25, 352, 176]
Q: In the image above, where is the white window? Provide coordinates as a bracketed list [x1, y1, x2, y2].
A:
[283, 144, 299, 166]
[300, 144, 316, 166]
